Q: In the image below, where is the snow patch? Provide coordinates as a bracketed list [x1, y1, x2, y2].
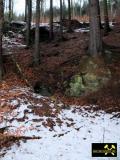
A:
[0, 87, 120, 160]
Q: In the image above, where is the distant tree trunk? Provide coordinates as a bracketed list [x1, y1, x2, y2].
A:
[11, 0, 14, 19]
[0, 0, 4, 80]
[26, 0, 32, 47]
[34, 0, 40, 65]
[25, 0, 27, 22]
[9, 0, 12, 22]
[97, 0, 102, 28]
[79, 0, 82, 16]
[49, 0, 53, 40]
[111, 0, 118, 22]
[89, 0, 103, 56]
[60, 0, 63, 39]
[68, 0, 72, 31]
[62, 0, 66, 19]
[103, 0, 110, 33]
[71, 0, 73, 18]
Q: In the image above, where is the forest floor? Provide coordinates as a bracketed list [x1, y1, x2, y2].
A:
[0, 23, 120, 159]
[2, 25, 120, 113]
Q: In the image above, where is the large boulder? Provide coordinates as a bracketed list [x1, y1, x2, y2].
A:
[30, 26, 49, 42]
[60, 19, 83, 30]
[65, 56, 111, 97]
[10, 21, 26, 32]
[22, 26, 50, 42]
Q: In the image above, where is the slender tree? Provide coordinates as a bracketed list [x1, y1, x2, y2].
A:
[97, 0, 102, 28]
[103, 0, 110, 33]
[79, 0, 82, 16]
[68, 0, 72, 31]
[34, 0, 40, 65]
[26, 0, 32, 47]
[89, 0, 103, 56]
[49, 0, 53, 40]
[25, 0, 27, 22]
[11, 0, 14, 19]
[62, 0, 66, 19]
[60, 0, 63, 39]
[71, 0, 74, 18]
[0, 0, 4, 80]
[111, 0, 118, 21]
[9, 0, 12, 22]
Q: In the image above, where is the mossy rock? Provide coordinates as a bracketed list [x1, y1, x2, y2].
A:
[65, 56, 111, 97]
[65, 75, 85, 97]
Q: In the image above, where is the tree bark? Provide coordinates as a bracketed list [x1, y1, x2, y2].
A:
[89, 0, 103, 56]
[0, 0, 4, 80]
[34, 0, 40, 65]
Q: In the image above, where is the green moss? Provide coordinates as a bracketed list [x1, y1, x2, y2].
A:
[64, 57, 111, 97]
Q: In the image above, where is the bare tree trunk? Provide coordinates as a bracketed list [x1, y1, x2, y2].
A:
[62, 0, 66, 19]
[49, 0, 53, 40]
[79, 0, 82, 16]
[68, 0, 72, 31]
[89, 0, 103, 56]
[111, 0, 118, 22]
[103, 0, 110, 33]
[60, 0, 63, 39]
[97, 0, 102, 29]
[26, 0, 32, 47]
[34, 0, 40, 65]
[25, 0, 27, 22]
[0, 0, 4, 80]
[71, 0, 73, 18]
[9, 0, 12, 22]
[11, 0, 14, 19]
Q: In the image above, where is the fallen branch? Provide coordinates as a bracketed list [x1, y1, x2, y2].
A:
[0, 133, 41, 143]
[0, 134, 41, 151]
[11, 135, 41, 140]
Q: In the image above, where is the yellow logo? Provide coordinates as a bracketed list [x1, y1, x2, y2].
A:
[104, 144, 116, 156]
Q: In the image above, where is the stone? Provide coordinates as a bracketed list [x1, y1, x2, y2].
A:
[65, 75, 85, 97]
[65, 56, 111, 97]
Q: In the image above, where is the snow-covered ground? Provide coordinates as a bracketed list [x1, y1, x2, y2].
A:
[3, 34, 26, 50]
[0, 87, 120, 160]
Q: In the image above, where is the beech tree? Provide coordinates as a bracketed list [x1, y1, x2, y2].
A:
[0, 0, 4, 80]
[89, 0, 103, 56]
